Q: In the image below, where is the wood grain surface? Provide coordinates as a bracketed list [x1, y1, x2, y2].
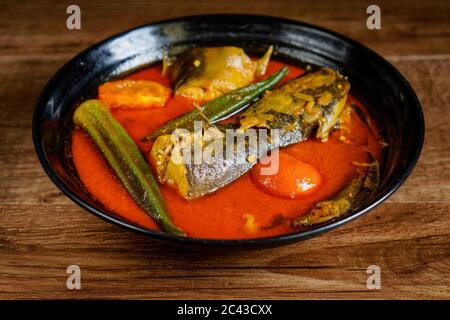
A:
[0, 0, 449, 299]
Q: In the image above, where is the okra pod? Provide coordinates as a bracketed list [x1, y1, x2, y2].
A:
[73, 99, 185, 236]
[147, 66, 289, 140]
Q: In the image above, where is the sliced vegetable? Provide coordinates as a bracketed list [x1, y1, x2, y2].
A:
[98, 79, 171, 109]
[251, 152, 323, 199]
[73, 99, 185, 236]
[147, 66, 289, 140]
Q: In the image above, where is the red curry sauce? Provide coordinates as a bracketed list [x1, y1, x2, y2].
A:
[71, 61, 382, 239]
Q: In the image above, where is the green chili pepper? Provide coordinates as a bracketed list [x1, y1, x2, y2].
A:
[147, 66, 289, 140]
[73, 99, 185, 236]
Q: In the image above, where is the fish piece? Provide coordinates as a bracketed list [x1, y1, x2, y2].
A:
[293, 158, 380, 227]
[240, 67, 350, 142]
[167, 46, 273, 101]
[150, 68, 350, 199]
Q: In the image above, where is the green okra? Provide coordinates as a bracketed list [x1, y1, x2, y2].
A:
[146, 66, 289, 140]
[73, 99, 185, 236]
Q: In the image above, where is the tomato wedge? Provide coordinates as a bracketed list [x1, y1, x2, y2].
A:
[251, 152, 323, 199]
[98, 79, 171, 109]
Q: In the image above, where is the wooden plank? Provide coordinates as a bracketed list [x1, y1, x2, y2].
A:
[0, 202, 448, 299]
[0, 0, 449, 57]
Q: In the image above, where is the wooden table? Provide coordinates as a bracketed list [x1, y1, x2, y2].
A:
[1, 0, 449, 299]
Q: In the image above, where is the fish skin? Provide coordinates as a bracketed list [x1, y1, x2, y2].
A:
[169, 46, 273, 102]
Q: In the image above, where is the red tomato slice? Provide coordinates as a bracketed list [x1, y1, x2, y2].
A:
[251, 151, 323, 199]
[98, 79, 171, 109]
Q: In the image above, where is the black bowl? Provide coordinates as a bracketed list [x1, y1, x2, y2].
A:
[32, 14, 424, 248]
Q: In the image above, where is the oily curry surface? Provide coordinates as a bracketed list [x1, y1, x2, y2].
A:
[71, 61, 382, 239]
